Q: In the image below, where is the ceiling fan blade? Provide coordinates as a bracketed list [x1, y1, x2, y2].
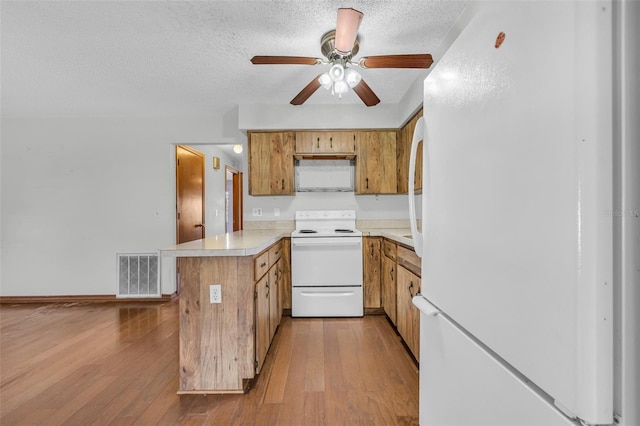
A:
[251, 56, 322, 65]
[290, 75, 323, 106]
[352, 79, 380, 107]
[335, 8, 363, 55]
[358, 54, 434, 69]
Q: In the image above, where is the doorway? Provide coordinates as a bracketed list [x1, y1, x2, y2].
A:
[176, 145, 205, 244]
[225, 166, 243, 232]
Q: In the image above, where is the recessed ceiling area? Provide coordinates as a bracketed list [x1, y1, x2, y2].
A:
[1, 1, 469, 119]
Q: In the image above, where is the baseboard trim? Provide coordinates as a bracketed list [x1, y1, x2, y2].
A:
[0, 294, 176, 304]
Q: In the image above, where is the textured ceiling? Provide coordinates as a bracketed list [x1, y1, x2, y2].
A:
[1, 1, 468, 118]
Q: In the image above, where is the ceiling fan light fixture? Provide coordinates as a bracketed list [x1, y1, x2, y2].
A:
[333, 80, 349, 97]
[344, 68, 361, 88]
[335, 8, 363, 55]
[329, 63, 345, 82]
[318, 72, 332, 89]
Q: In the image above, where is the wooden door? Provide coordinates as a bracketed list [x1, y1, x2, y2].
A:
[176, 145, 205, 244]
[225, 166, 243, 233]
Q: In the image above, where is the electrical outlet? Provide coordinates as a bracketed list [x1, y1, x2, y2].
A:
[274, 208, 280, 217]
[252, 208, 262, 217]
[210, 284, 221, 304]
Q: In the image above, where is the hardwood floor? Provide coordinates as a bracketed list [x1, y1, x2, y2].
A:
[0, 300, 419, 425]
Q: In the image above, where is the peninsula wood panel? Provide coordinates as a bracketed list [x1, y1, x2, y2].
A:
[179, 256, 254, 393]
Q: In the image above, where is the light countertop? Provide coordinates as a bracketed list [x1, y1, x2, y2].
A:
[160, 229, 291, 257]
[361, 228, 415, 248]
[160, 227, 415, 259]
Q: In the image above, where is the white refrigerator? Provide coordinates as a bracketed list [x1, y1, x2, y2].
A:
[408, 1, 638, 425]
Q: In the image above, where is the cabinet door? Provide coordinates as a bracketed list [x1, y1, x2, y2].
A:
[295, 131, 356, 155]
[281, 238, 292, 310]
[255, 274, 270, 373]
[397, 110, 423, 194]
[382, 254, 397, 325]
[270, 132, 295, 194]
[396, 265, 421, 359]
[249, 132, 271, 195]
[248, 132, 294, 195]
[356, 131, 398, 194]
[268, 260, 281, 341]
[363, 237, 381, 308]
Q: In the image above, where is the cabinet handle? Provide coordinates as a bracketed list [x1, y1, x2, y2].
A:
[390, 267, 394, 280]
[330, 137, 333, 148]
[316, 137, 320, 149]
[260, 262, 267, 268]
[370, 243, 374, 256]
[366, 178, 369, 189]
[409, 281, 415, 298]
[281, 179, 284, 190]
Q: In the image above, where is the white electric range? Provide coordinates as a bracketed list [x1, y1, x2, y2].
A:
[290, 210, 363, 317]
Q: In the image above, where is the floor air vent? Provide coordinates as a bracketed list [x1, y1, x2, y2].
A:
[117, 253, 160, 298]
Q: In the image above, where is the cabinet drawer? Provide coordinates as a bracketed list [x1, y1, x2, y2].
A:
[268, 241, 282, 267]
[382, 239, 397, 261]
[254, 251, 269, 280]
[397, 246, 421, 277]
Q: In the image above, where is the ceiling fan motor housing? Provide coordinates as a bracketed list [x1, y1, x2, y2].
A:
[321, 30, 359, 61]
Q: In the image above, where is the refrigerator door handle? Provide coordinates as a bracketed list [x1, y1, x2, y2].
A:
[408, 116, 425, 257]
[412, 294, 440, 316]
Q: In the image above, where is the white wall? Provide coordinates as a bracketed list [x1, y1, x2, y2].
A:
[0, 117, 245, 296]
[195, 145, 241, 236]
[0, 108, 418, 296]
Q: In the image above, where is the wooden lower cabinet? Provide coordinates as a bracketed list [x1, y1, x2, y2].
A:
[255, 242, 283, 374]
[255, 272, 271, 374]
[396, 265, 421, 360]
[281, 238, 292, 310]
[382, 254, 397, 325]
[178, 239, 287, 394]
[363, 237, 382, 309]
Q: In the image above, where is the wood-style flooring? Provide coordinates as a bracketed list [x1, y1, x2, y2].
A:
[0, 300, 419, 425]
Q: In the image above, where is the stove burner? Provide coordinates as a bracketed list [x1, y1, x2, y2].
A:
[299, 229, 318, 234]
[335, 229, 355, 233]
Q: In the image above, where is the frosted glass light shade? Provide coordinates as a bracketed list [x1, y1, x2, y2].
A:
[344, 68, 361, 88]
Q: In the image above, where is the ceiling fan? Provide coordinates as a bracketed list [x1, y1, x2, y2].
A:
[250, 7, 433, 107]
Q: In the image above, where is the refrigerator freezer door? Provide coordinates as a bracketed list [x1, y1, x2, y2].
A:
[418, 305, 577, 426]
[420, 1, 613, 423]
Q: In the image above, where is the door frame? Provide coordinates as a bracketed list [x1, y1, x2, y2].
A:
[225, 165, 243, 232]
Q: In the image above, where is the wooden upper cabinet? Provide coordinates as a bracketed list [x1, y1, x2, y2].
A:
[294, 131, 356, 157]
[397, 109, 424, 194]
[356, 130, 398, 194]
[248, 132, 295, 196]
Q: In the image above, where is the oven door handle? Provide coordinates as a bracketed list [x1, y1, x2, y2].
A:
[292, 241, 362, 247]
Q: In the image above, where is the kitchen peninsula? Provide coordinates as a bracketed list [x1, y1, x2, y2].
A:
[160, 229, 291, 394]
[160, 226, 416, 394]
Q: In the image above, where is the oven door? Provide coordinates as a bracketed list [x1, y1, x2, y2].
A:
[291, 236, 363, 287]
